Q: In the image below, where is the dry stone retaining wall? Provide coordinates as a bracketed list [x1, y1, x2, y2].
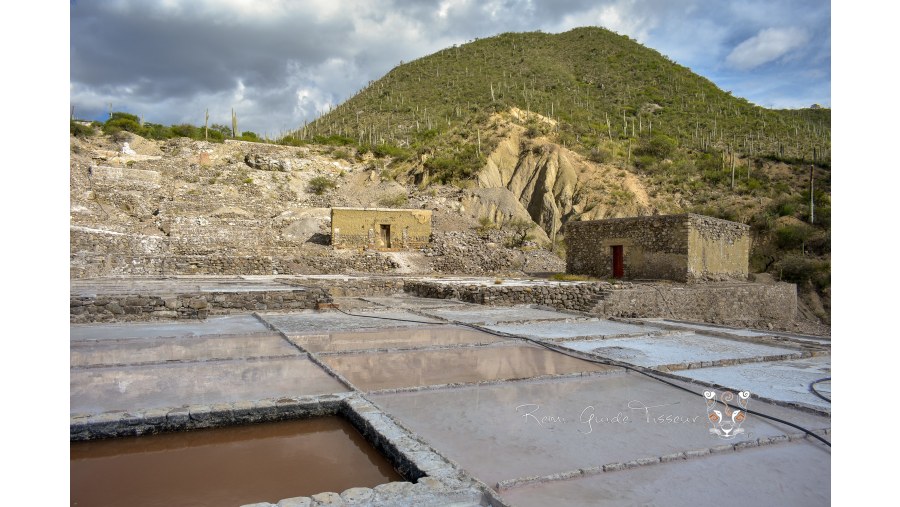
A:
[70, 289, 321, 323]
[405, 280, 797, 326]
[70, 278, 405, 322]
[404, 280, 612, 313]
[71, 227, 405, 278]
[598, 282, 796, 327]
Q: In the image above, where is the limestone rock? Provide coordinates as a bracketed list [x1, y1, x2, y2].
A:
[340, 487, 374, 504]
[277, 497, 312, 507]
[460, 188, 550, 244]
[476, 130, 578, 239]
[245, 153, 292, 172]
[310, 491, 344, 506]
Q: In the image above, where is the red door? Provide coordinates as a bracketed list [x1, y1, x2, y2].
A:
[612, 245, 624, 278]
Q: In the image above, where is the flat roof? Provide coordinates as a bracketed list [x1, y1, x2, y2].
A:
[568, 213, 748, 228]
[331, 207, 431, 213]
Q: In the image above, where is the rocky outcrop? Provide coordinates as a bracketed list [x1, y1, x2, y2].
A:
[244, 152, 293, 172]
[460, 187, 550, 243]
[476, 110, 654, 240]
[477, 132, 577, 239]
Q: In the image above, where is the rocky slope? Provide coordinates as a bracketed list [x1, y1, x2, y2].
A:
[69, 132, 565, 278]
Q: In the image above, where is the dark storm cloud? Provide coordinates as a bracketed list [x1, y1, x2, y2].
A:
[70, 0, 831, 133]
[72, 2, 350, 97]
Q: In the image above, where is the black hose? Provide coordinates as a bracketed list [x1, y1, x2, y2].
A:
[809, 377, 831, 403]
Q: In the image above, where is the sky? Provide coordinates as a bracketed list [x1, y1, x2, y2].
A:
[69, 0, 831, 136]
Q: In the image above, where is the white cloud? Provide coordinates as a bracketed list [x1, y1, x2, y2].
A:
[553, 1, 657, 42]
[725, 27, 809, 70]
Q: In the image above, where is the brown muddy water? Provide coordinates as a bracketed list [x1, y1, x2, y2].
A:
[70, 416, 402, 506]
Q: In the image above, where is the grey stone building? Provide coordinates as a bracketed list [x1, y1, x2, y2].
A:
[565, 214, 750, 282]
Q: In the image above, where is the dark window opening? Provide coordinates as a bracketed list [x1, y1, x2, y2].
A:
[379, 224, 391, 248]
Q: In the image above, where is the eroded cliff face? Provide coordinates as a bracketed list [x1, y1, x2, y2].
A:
[476, 110, 654, 240]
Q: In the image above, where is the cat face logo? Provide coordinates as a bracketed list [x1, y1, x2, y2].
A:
[704, 390, 750, 439]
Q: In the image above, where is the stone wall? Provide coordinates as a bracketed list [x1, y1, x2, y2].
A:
[565, 214, 749, 282]
[71, 227, 409, 278]
[405, 279, 797, 327]
[404, 280, 613, 313]
[71, 254, 288, 278]
[90, 165, 161, 189]
[597, 282, 796, 327]
[686, 214, 750, 281]
[566, 214, 690, 281]
[70, 277, 406, 322]
[168, 217, 282, 255]
[70, 289, 322, 323]
[283, 277, 406, 298]
[332, 208, 432, 250]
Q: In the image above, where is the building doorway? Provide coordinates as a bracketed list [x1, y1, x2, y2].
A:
[379, 224, 391, 248]
[611, 245, 624, 278]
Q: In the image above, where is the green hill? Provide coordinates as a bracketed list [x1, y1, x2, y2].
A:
[285, 27, 831, 320]
[294, 27, 829, 173]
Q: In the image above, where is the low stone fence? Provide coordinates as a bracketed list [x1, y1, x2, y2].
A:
[70, 254, 287, 279]
[293, 277, 406, 298]
[70, 277, 407, 322]
[70, 288, 321, 323]
[403, 280, 613, 313]
[598, 282, 797, 327]
[404, 279, 797, 327]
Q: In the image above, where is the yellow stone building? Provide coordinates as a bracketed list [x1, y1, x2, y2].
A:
[331, 208, 432, 250]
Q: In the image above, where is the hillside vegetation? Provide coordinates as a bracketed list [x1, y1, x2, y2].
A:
[289, 27, 831, 321]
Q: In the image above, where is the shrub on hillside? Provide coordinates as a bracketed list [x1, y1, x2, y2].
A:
[635, 133, 676, 159]
[475, 216, 497, 238]
[588, 146, 611, 163]
[370, 143, 411, 160]
[171, 124, 200, 138]
[771, 197, 799, 217]
[70, 121, 95, 138]
[774, 224, 814, 251]
[633, 154, 656, 170]
[312, 134, 355, 146]
[424, 145, 483, 184]
[503, 218, 535, 248]
[102, 112, 142, 136]
[377, 192, 408, 208]
[308, 176, 336, 195]
[331, 148, 352, 161]
[776, 255, 830, 290]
